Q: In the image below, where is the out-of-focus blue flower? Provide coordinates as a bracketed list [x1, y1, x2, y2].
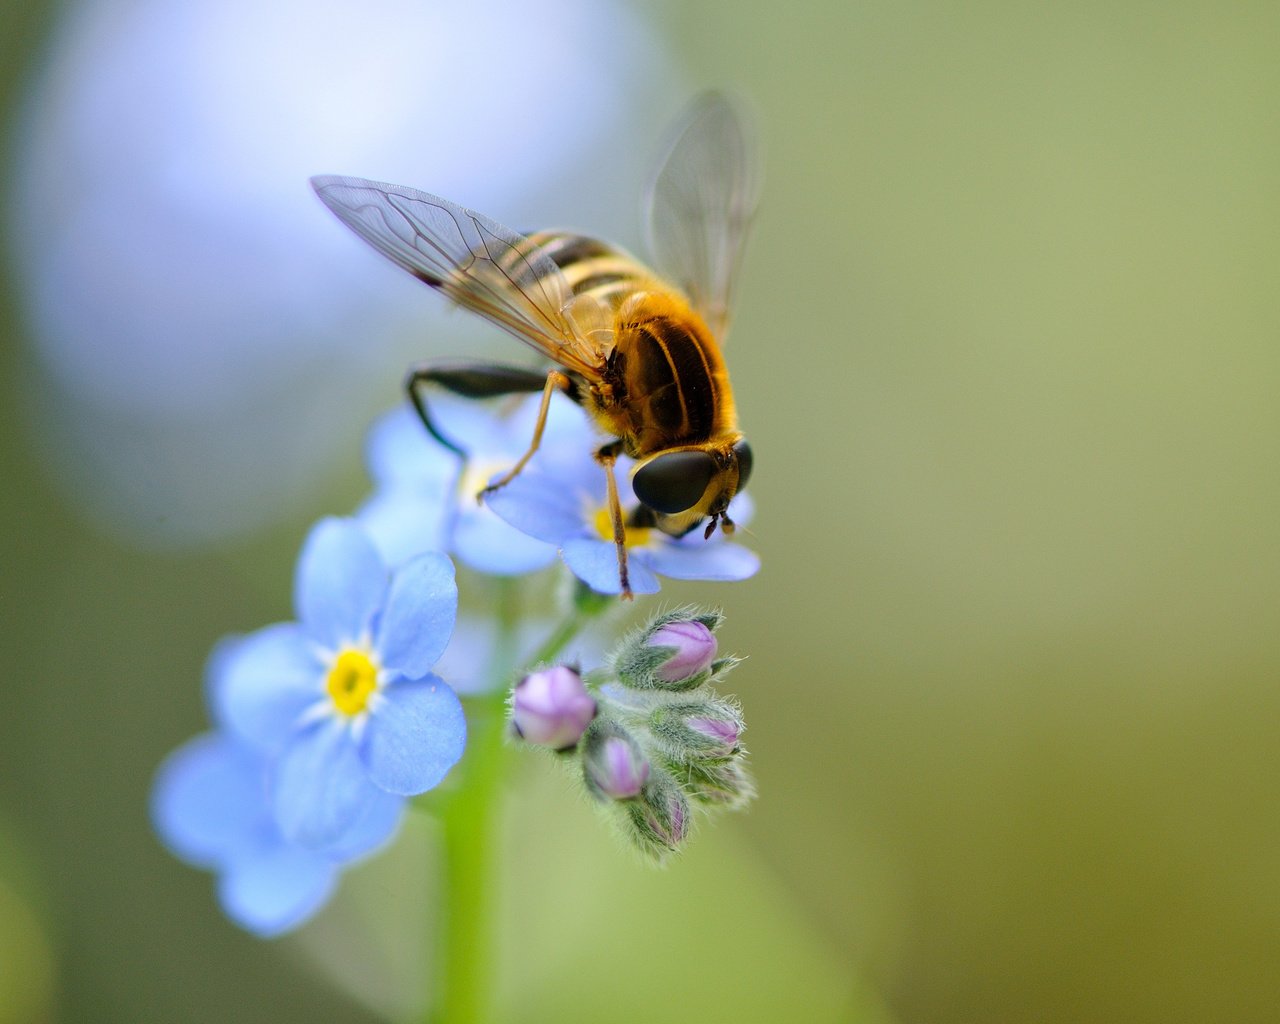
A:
[357, 393, 591, 574]
[484, 448, 759, 595]
[435, 612, 609, 698]
[151, 731, 402, 936]
[214, 517, 466, 846]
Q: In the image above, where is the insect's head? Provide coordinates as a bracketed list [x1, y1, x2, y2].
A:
[631, 437, 753, 539]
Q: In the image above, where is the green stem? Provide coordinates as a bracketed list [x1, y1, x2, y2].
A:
[434, 689, 506, 1024]
[528, 585, 613, 668]
[431, 580, 609, 1023]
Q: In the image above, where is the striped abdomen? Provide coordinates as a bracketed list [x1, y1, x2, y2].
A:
[528, 230, 663, 310]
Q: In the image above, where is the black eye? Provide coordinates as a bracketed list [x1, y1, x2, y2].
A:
[632, 451, 718, 514]
[733, 439, 753, 491]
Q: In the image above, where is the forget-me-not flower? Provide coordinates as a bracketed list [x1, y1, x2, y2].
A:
[214, 517, 466, 847]
[151, 729, 402, 936]
[484, 446, 759, 596]
[357, 392, 588, 574]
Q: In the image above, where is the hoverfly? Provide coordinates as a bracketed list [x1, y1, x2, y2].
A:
[312, 93, 759, 598]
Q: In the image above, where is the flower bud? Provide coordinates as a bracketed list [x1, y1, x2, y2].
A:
[582, 721, 649, 800]
[624, 775, 690, 857]
[613, 609, 723, 691]
[510, 666, 596, 750]
[680, 757, 755, 810]
[686, 714, 741, 753]
[649, 620, 717, 683]
[650, 698, 744, 760]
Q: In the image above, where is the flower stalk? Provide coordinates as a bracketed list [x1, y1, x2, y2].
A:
[434, 684, 507, 1024]
[432, 580, 608, 1023]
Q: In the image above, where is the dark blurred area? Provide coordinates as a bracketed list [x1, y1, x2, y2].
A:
[3, 2, 1279, 1023]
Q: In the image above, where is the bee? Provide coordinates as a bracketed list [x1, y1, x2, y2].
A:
[311, 93, 759, 598]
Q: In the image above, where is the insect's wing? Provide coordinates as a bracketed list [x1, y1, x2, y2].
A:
[644, 93, 761, 340]
[311, 175, 605, 377]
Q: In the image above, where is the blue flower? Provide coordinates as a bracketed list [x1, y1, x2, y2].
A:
[483, 448, 760, 595]
[151, 729, 402, 937]
[357, 393, 588, 575]
[214, 517, 466, 847]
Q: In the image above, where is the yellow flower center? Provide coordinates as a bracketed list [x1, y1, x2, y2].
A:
[460, 459, 508, 501]
[326, 648, 379, 716]
[593, 506, 651, 548]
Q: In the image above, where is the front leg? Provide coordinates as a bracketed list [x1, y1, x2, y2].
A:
[595, 440, 633, 600]
[404, 360, 556, 461]
[476, 369, 575, 502]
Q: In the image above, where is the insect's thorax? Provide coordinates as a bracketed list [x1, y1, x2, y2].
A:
[530, 230, 738, 457]
[602, 292, 739, 458]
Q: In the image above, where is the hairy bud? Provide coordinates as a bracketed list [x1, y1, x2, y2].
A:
[624, 775, 691, 858]
[650, 698, 744, 760]
[614, 608, 723, 691]
[582, 720, 650, 800]
[510, 666, 596, 750]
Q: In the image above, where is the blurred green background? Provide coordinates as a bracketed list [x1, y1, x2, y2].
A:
[3, 1, 1279, 1022]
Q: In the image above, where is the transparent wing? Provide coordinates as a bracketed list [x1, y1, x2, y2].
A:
[643, 93, 761, 340]
[311, 175, 605, 377]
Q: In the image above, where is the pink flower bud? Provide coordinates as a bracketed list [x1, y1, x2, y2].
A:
[584, 734, 650, 800]
[648, 620, 717, 683]
[685, 715, 741, 758]
[639, 784, 689, 849]
[510, 666, 596, 750]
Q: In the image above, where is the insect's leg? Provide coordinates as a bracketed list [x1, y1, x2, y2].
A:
[594, 440, 633, 600]
[478, 369, 575, 499]
[404, 360, 553, 460]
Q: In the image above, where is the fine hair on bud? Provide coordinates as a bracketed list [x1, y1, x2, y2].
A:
[667, 756, 756, 810]
[581, 718, 650, 801]
[611, 606, 725, 692]
[648, 697, 745, 761]
[622, 773, 691, 860]
[509, 664, 597, 751]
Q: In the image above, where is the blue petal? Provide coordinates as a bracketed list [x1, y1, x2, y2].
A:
[665, 493, 756, 550]
[374, 551, 457, 678]
[360, 675, 466, 795]
[272, 718, 377, 847]
[364, 403, 461, 489]
[322, 787, 405, 862]
[484, 472, 590, 543]
[429, 397, 509, 457]
[357, 486, 451, 567]
[503, 391, 593, 461]
[211, 624, 323, 751]
[453, 507, 557, 575]
[294, 518, 388, 648]
[151, 733, 265, 867]
[726, 489, 755, 527]
[640, 540, 761, 582]
[201, 633, 247, 724]
[561, 538, 661, 595]
[217, 837, 337, 938]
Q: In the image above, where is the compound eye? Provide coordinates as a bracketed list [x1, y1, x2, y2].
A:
[733, 438, 754, 491]
[632, 450, 718, 514]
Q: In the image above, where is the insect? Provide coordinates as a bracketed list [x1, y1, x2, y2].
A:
[311, 93, 759, 598]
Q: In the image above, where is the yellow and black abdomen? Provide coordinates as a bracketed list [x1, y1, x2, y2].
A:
[527, 231, 657, 308]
